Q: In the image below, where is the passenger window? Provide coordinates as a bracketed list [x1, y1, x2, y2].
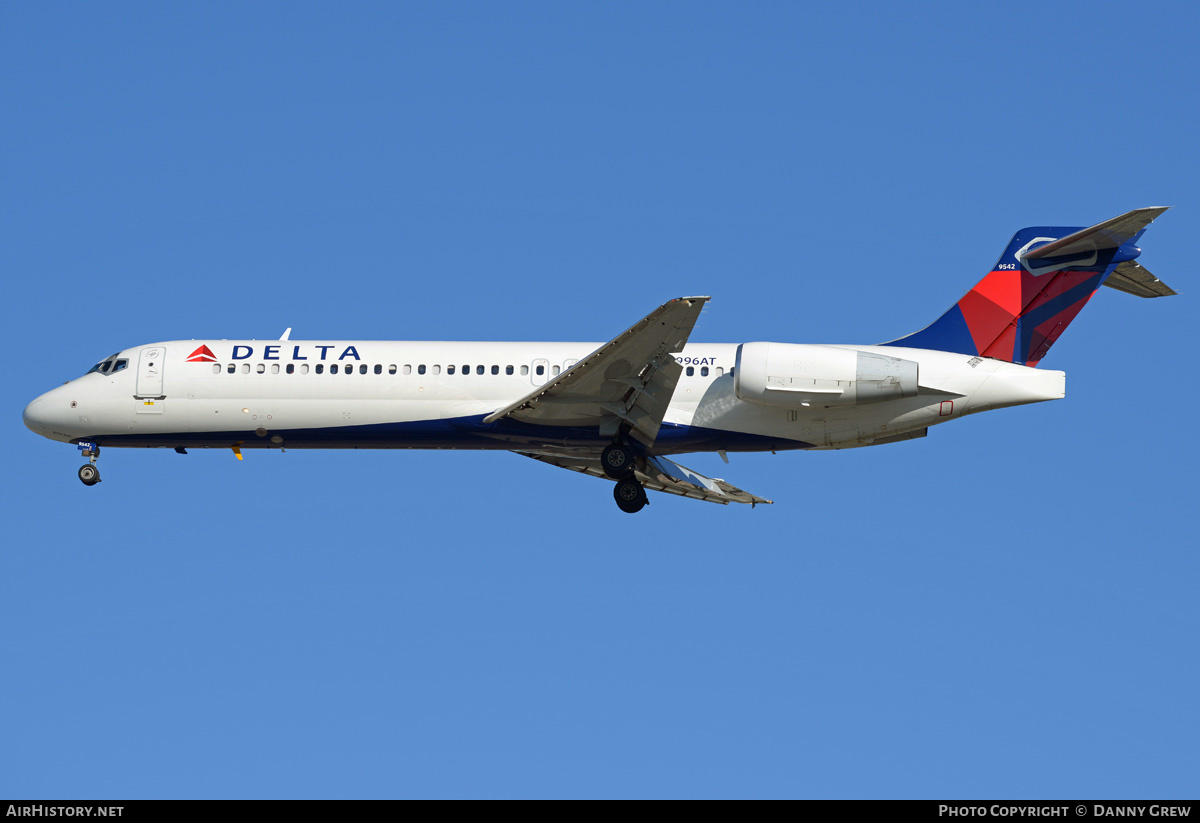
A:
[418, 364, 426, 375]
[374, 364, 382, 375]
[316, 364, 324, 374]
[447, 365, 456, 375]
[432, 365, 441, 375]
[521, 365, 529, 376]
[300, 364, 309, 374]
[506, 365, 514, 375]
[462, 365, 470, 375]
[286, 363, 295, 374]
[536, 365, 545, 376]
[212, 364, 221, 375]
[491, 365, 499, 375]
[257, 364, 266, 374]
[242, 364, 251, 374]
[477, 365, 485, 375]
[388, 364, 397, 375]
[686, 366, 694, 376]
[552, 365, 560, 377]
[701, 366, 709, 377]
[331, 364, 339, 374]
[403, 365, 412, 375]
[271, 364, 280, 374]
[227, 364, 236, 374]
[356, 364, 364, 374]
[715, 367, 724, 376]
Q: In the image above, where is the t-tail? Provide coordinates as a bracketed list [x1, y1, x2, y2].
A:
[883, 207, 1176, 367]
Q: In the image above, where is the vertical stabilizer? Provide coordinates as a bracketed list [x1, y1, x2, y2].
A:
[883, 208, 1171, 366]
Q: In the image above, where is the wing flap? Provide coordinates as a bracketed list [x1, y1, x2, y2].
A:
[515, 451, 772, 506]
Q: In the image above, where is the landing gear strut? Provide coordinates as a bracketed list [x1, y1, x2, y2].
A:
[78, 444, 101, 486]
[601, 442, 635, 479]
[613, 478, 648, 514]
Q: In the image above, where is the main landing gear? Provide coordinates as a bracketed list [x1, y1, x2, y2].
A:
[601, 442, 635, 479]
[613, 478, 648, 514]
[78, 444, 101, 486]
[604, 441, 647, 513]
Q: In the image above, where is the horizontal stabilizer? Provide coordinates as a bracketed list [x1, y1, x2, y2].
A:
[1103, 260, 1178, 298]
[1020, 206, 1168, 271]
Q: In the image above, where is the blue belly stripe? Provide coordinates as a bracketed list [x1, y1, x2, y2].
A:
[88, 414, 812, 455]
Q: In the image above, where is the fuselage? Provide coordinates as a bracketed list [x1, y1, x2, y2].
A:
[23, 210, 1169, 508]
[23, 338, 1066, 455]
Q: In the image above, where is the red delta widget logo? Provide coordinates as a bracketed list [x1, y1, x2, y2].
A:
[186, 344, 362, 362]
[185, 345, 218, 363]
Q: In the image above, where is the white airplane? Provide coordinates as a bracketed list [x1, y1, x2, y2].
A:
[24, 208, 1176, 513]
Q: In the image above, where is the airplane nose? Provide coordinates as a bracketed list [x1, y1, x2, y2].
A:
[23, 388, 78, 442]
[23, 396, 47, 434]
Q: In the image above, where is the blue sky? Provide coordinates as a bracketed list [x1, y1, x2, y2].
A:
[3, 1, 1198, 798]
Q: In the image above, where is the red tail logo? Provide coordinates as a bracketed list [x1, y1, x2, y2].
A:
[186, 345, 218, 363]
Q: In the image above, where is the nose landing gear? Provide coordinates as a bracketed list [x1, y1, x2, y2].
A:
[78, 444, 101, 486]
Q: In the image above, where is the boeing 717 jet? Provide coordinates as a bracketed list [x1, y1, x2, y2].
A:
[23, 208, 1176, 512]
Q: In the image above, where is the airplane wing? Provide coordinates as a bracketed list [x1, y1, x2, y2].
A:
[516, 451, 773, 506]
[483, 296, 709, 447]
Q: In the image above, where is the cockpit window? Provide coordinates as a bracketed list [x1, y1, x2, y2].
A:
[85, 354, 126, 376]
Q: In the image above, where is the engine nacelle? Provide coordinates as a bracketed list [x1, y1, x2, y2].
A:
[734, 342, 918, 408]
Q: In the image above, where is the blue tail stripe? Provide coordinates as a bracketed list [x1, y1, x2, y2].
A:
[1013, 271, 1107, 364]
[881, 303, 976, 357]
